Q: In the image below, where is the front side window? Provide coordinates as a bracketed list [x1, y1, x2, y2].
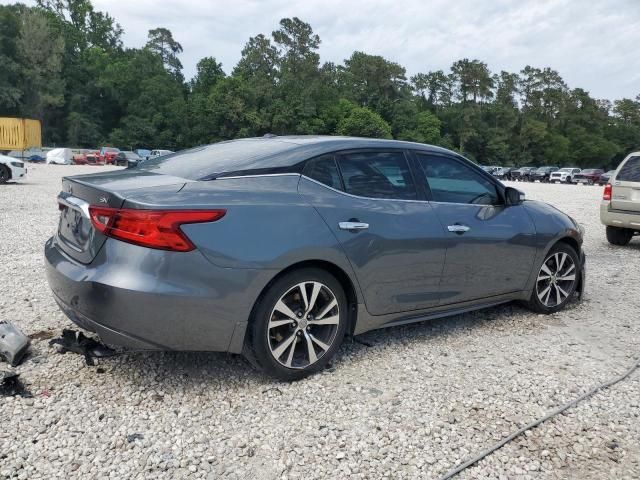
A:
[416, 154, 501, 205]
[617, 156, 640, 182]
[337, 151, 417, 200]
[304, 155, 343, 190]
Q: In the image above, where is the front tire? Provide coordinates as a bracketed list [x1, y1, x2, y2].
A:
[246, 268, 348, 381]
[525, 243, 580, 314]
[606, 226, 633, 246]
[0, 165, 9, 184]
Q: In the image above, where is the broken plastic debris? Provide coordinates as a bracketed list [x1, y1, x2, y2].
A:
[0, 321, 31, 366]
[0, 372, 32, 397]
[49, 329, 115, 366]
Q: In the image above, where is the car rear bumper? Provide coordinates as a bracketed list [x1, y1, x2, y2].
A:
[600, 202, 640, 230]
[44, 236, 274, 353]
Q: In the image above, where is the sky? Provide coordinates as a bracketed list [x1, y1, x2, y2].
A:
[10, 0, 640, 100]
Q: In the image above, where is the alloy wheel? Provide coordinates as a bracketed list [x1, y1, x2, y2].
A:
[267, 281, 340, 369]
[536, 252, 577, 307]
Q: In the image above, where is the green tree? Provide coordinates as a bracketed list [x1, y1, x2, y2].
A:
[337, 107, 392, 138]
[146, 27, 184, 80]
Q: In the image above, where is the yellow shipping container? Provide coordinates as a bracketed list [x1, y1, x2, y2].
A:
[0, 117, 42, 151]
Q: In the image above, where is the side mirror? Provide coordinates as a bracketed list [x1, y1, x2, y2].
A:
[505, 186, 525, 206]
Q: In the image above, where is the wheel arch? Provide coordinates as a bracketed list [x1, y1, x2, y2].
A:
[247, 259, 360, 339]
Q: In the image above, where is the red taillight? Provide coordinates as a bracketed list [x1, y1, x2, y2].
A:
[88, 207, 226, 252]
[603, 183, 612, 201]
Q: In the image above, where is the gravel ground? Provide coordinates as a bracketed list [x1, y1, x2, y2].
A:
[1, 164, 639, 480]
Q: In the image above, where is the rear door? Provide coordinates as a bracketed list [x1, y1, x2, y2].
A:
[412, 152, 537, 305]
[611, 155, 640, 213]
[298, 150, 447, 315]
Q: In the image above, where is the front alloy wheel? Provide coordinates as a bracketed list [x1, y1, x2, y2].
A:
[247, 268, 347, 380]
[526, 244, 580, 313]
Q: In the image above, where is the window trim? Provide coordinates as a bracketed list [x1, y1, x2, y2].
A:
[409, 150, 506, 206]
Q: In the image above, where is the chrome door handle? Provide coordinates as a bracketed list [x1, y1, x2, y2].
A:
[339, 221, 369, 231]
[447, 224, 470, 234]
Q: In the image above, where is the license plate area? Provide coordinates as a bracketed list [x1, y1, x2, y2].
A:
[57, 194, 93, 253]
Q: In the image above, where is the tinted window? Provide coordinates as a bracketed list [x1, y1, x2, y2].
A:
[305, 155, 342, 190]
[337, 151, 417, 200]
[617, 156, 640, 182]
[417, 154, 501, 205]
[137, 139, 299, 180]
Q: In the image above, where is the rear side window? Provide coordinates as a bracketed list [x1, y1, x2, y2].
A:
[617, 156, 640, 182]
[416, 154, 501, 205]
[337, 151, 417, 200]
[304, 155, 343, 190]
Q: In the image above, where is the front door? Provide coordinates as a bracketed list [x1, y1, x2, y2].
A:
[298, 151, 447, 315]
[413, 152, 537, 305]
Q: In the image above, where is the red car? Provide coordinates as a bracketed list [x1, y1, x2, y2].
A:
[99, 147, 121, 165]
[72, 150, 101, 165]
[571, 169, 604, 185]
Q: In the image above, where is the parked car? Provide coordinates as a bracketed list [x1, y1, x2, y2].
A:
[531, 166, 559, 182]
[45, 136, 586, 380]
[0, 153, 27, 184]
[149, 149, 174, 159]
[511, 167, 536, 182]
[115, 151, 143, 167]
[600, 153, 640, 245]
[73, 149, 100, 165]
[598, 170, 616, 186]
[550, 168, 581, 184]
[135, 149, 151, 160]
[99, 147, 120, 165]
[46, 148, 73, 165]
[572, 169, 604, 185]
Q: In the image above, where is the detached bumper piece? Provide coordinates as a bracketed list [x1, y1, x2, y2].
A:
[49, 329, 115, 366]
[0, 321, 31, 367]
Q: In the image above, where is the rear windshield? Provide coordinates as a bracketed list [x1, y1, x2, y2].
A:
[617, 156, 640, 182]
[137, 139, 299, 180]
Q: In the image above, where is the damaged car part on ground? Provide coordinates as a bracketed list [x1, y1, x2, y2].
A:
[48, 329, 116, 366]
[0, 321, 31, 367]
[44, 136, 586, 380]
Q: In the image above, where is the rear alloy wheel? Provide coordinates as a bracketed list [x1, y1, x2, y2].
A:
[247, 268, 347, 380]
[0, 165, 9, 184]
[606, 226, 633, 246]
[525, 244, 580, 313]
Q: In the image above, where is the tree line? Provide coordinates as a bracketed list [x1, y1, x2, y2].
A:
[1, 0, 639, 168]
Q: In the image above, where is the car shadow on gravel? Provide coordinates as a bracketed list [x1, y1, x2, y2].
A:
[96, 300, 564, 389]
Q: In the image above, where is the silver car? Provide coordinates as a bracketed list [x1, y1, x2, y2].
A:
[45, 136, 586, 380]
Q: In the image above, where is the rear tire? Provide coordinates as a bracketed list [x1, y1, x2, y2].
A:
[0, 165, 9, 184]
[246, 268, 348, 381]
[524, 243, 580, 314]
[606, 226, 633, 246]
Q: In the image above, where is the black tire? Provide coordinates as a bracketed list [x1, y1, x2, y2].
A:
[566, 177, 572, 183]
[246, 268, 348, 381]
[606, 226, 633, 246]
[0, 165, 9, 184]
[587, 179, 594, 185]
[524, 243, 581, 314]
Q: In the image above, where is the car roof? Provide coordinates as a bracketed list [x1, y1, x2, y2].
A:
[137, 136, 460, 181]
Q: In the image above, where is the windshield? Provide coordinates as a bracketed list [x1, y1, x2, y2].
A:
[136, 139, 299, 180]
[559, 168, 573, 172]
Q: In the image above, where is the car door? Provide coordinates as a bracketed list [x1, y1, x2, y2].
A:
[298, 151, 447, 316]
[412, 152, 537, 305]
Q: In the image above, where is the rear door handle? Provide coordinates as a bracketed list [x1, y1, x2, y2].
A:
[339, 221, 369, 231]
[447, 224, 470, 234]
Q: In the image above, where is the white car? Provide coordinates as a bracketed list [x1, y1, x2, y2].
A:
[550, 167, 581, 184]
[0, 154, 27, 184]
[149, 149, 174, 159]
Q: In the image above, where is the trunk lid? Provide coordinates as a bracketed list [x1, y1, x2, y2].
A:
[611, 155, 640, 213]
[55, 170, 189, 263]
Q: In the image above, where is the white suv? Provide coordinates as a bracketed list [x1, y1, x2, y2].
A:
[550, 167, 581, 184]
[600, 153, 640, 245]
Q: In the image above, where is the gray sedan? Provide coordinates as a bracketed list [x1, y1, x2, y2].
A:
[45, 136, 585, 380]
